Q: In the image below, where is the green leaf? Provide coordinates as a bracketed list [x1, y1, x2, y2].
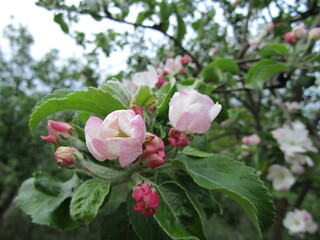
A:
[175, 154, 274, 234]
[260, 44, 289, 58]
[15, 174, 80, 230]
[245, 59, 288, 90]
[202, 58, 239, 83]
[34, 171, 61, 196]
[201, 64, 222, 83]
[101, 203, 140, 240]
[159, 0, 170, 32]
[182, 146, 214, 158]
[157, 77, 177, 117]
[154, 182, 207, 240]
[136, 10, 153, 25]
[127, 194, 171, 240]
[134, 85, 157, 108]
[99, 79, 131, 107]
[70, 178, 110, 225]
[176, 13, 186, 42]
[29, 87, 126, 134]
[54, 13, 69, 33]
[211, 58, 240, 74]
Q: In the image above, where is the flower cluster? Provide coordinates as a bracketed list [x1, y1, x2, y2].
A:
[266, 164, 295, 191]
[283, 209, 318, 235]
[284, 25, 320, 43]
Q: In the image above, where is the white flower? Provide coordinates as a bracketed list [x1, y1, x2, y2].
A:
[132, 65, 158, 88]
[283, 209, 318, 235]
[164, 56, 183, 75]
[267, 164, 295, 191]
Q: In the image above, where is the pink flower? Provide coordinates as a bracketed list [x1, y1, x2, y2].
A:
[180, 56, 190, 65]
[284, 32, 298, 44]
[242, 134, 261, 145]
[292, 25, 307, 39]
[140, 133, 166, 168]
[309, 28, 320, 41]
[130, 105, 144, 117]
[264, 22, 275, 32]
[180, 68, 187, 74]
[133, 183, 160, 216]
[164, 56, 183, 75]
[169, 89, 222, 134]
[132, 65, 158, 88]
[167, 128, 190, 147]
[156, 74, 167, 87]
[41, 120, 74, 145]
[54, 147, 78, 168]
[84, 110, 146, 168]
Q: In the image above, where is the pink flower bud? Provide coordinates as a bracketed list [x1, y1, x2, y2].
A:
[309, 28, 320, 41]
[169, 89, 222, 134]
[264, 23, 275, 32]
[180, 68, 187, 74]
[140, 133, 165, 168]
[130, 105, 144, 117]
[54, 147, 78, 168]
[162, 70, 169, 76]
[133, 183, 160, 216]
[41, 120, 74, 145]
[167, 128, 190, 147]
[284, 32, 298, 44]
[156, 75, 167, 87]
[180, 56, 190, 65]
[242, 134, 261, 145]
[292, 25, 307, 39]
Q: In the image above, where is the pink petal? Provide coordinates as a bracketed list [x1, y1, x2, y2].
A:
[85, 117, 103, 139]
[119, 138, 143, 167]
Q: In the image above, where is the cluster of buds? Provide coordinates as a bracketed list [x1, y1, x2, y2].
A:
[132, 182, 160, 216]
[284, 25, 320, 43]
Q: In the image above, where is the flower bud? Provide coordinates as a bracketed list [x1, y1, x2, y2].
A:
[308, 27, 320, 41]
[140, 133, 166, 169]
[133, 183, 160, 216]
[284, 32, 298, 44]
[242, 134, 261, 145]
[54, 147, 78, 168]
[156, 75, 167, 87]
[167, 128, 190, 147]
[180, 56, 190, 65]
[292, 25, 307, 39]
[41, 120, 74, 145]
[180, 68, 187, 74]
[130, 105, 144, 117]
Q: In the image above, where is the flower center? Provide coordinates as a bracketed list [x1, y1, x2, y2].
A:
[116, 130, 129, 138]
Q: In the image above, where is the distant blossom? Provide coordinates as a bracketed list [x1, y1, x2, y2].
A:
[267, 164, 295, 191]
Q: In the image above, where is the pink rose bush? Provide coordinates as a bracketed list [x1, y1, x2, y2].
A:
[84, 109, 146, 168]
[132, 182, 160, 216]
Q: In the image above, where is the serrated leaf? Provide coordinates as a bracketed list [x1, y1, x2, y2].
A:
[157, 77, 177, 117]
[134, 85, 157, 108]
[54, 13, 69, 33]
[70, 178, 110, 225]
[15, 174, 80, 230]
[260, 44, 289, 58]
[34, 171, 61, 196]
[99, 79, 131, 107]
[182, 146, 214, 158]
[127, 194, 171, 240]
[29, 87, 126, 134]
[245, 59, 288, 90]
[154, 181, 207, 240]
[175, 154, 274, 234]
[101, 203, 140, 240]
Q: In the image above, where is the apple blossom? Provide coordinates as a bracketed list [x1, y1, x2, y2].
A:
[169, 89, 222, 134]
[283, 209, 318, 235]
[267, 164, 295, 191]
[309, 27, 320, 41]
[180, 56, 190, 65]
[242, 134, 261, 145]
[41, 120, 74, 145]
[130, 105, 144, 117]
[54, 147, 78, 168]
[284, 32, 298, 44]
[167, 128, 190, 147]
[163, 56, 183, 75]
[84, 110, 146, 168]
[156, 74, 167, 87]
[140, 133, 166, 169]
[292, 25, 307, 39]
[132, 65, 158, 88]
[133, 182, 160, 216]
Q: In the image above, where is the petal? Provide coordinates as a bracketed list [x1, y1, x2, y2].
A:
[209, 103, 222, 121]
[84, 117, 103, 139]
[130, 114, 146, 142]
[92, 138, 117, 160]
[119, 138, 143, 167]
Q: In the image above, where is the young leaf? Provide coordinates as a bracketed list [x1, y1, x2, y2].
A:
[53, 13, 69, 33]
[101, 203, 140, 240]
[99, 79, 131, 107]
[15, 174, 80, 230]
[134, 85, 157, 108]
[182, 146, 214, 158]
[175, 154, 275, 234]
[245, 59, 288, 90]
[176, 13, 186, 42]
[127, 195, 171, 240]
[202, 58, 239, 83]
[157, 77, 177, 117]
[29, 87, 126, 134]
[70, 178, 110, 225]
[154, 181, 207, 240]
[135, 10, 153, 25]
[260, 44, 289, 58]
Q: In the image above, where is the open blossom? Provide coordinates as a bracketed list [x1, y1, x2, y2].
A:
[133, 183, 160, 216]
[267, 164, 295, 191]
[272, 121, 316, 158]
[84, 110, 146, 168]
[164, 56, 183, 75]
[242, 134, 261, 145]
[140, 133, 166, 169]
[283, 209, 318, 235]
[132, 65, 158, 88]
[169, 89, 222, 134]
[41, 120, 74, 145]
